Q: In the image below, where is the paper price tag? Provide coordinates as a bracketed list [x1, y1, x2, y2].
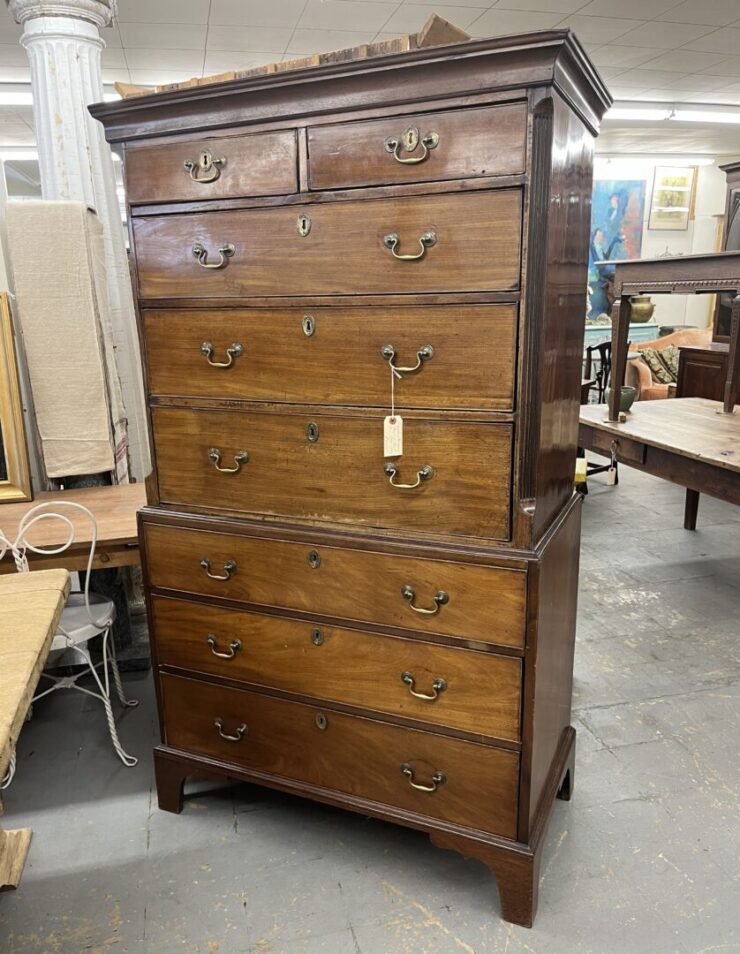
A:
[384, 415, 403, 457]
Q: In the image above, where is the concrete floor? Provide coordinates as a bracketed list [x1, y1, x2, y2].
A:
[1, 465, 739, 954]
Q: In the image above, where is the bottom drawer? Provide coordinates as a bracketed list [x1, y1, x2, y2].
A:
[161, 673, 519, 838]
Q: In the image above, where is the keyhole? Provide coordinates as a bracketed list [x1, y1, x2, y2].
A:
[302, 315, 315, 337]
[297, 214, 311, 237]
[306, 422, 319, 443]
[403, 126, 419, 152]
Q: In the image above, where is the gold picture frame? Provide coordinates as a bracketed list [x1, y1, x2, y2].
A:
[648, 165, 698, 231]
[0, 291, 32, 502]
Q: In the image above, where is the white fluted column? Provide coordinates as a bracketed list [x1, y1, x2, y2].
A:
[7, 0, 149, 481]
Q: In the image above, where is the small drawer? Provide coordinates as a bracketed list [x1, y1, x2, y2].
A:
[152, 596, 522, 741]
[161, 672, 519, 837]
[150, 406, 513, 539]
[133, 190, 522, 299]
[124, 130, 298, 204]
[143, 522, 527, 650]
[143, 304, 518, 412]
[308, 102, 527, 191]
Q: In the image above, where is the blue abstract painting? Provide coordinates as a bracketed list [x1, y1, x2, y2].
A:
[588, 179, 646, 318]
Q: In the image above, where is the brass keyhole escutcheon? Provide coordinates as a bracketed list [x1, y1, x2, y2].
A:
[308, 550, 321, 569]
[311, 628, 324, 646]
[297, 213, 311, 237]
[315, 712, 328, 730]
[403, 126, 420, 152]
[302, 314, 316, 337]
[306, 422, 319, 443]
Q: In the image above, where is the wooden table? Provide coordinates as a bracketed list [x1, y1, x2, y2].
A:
[579, 398, 740, 530]
[1, 569, 70, 887]
[0, 483, 146, 574]
[605, 251, 740, 423]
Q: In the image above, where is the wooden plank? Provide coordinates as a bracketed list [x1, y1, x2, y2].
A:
[0, 827, 32, 889]
[0, 483, 146, 553]
[417, 13, 471, 47]
[579, 398, 740, 473]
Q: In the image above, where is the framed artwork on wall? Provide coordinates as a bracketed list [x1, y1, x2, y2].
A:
[648, 166, 697, 231]
[588, 179, 647, 318]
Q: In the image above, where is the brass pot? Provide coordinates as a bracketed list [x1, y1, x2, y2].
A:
[629, 295, 655, 324]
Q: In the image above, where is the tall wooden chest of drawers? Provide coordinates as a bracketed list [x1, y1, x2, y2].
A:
[92, 30, 610, 927]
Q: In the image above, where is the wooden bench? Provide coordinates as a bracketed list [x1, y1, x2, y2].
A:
[0, 568, 69, 888]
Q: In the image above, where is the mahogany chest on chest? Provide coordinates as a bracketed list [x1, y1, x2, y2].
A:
[92, 30, 610, 927]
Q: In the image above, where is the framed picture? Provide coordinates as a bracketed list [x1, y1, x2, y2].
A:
[648, 166, 697, 231]
[587, 179, 647, 317]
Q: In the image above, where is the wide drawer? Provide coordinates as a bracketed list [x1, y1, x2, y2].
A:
[143, 522, 527, 649]
[151, 406, 512, 539]
[161, 672, 519, 837]
[124, 130, 298, 204]
[308, 102, 527, 190]
[143, 304, 517, 411]
[133, 190, 522, 298]
[152, 596, 522, 741]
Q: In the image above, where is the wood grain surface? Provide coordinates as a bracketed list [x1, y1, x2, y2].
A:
[133, 189, 522, 298]
[143, 521, 527, 648]
[151, 405, 513, 538]
[142, 304, 517, 411]
[161, 672, 519, 836]
[152, 595, 522, 740]
[308, 102, 526, 190]
[124, 130, 298, 204]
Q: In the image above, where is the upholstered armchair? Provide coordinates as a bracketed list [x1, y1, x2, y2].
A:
[626, 328, 712, 400]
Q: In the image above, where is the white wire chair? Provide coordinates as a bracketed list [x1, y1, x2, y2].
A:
[0, 500, 138, 769]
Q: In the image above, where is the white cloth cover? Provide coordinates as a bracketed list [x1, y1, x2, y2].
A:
[6, 201, 128, 480]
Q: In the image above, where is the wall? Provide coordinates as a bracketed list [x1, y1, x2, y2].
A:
[593, 157, 728, 329]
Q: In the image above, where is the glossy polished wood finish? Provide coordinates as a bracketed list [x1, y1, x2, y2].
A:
[143, 521, 527, 649]
[142, 304, 518, 410]
[151, 406, 513, 538]
[161, 672, 520, 837]
[133, 190, 522, 299]
[124, 130, 298, 204]
[152, 595, 522, 740]
[95, 30, 610, 928]
[308, 102, 527, 190]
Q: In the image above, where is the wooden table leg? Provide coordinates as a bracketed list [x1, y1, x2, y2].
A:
[609, 295, 632, 422]
[723, 294, 740, 414]
[0, 825, 32, 889]
[684, 488, 700, 531]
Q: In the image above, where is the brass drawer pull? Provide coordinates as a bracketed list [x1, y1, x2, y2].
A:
[401, 671, 447, 701]
[381, 344, 434, 376]
[209, 447, 248, 474]
[383, 231, 436, 261]
[401, 585, 449, 615]
[384, 128, 439, 165]
[384, 463, 434, 489]
[206, 635, 242, 659]
[201, 341, 243, 368]
[200, 557, 237, 581]
[192, 242, 235, 269]
[401, 763, 446, 793]
[214, 718, 247, 742]
[184, 149, 226, 183]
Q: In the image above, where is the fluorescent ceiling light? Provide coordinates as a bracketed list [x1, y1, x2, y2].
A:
[671, 109, 740, 125]
[0, 149, 38, 161]
[606, 107, 672, 121]
[0, 91, 33, 106]
[0, 90, 119, 105]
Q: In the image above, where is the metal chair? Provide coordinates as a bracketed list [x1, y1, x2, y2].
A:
[0, 501, 138, 767]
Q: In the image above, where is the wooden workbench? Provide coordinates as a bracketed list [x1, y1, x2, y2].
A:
[579, 398, 740, 529]
[0, 484, 146, 574]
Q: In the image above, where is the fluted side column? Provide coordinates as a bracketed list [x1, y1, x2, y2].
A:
[7, 0, 149, 480]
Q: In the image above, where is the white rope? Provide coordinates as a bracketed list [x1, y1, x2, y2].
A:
[1, 750, 16, 789]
